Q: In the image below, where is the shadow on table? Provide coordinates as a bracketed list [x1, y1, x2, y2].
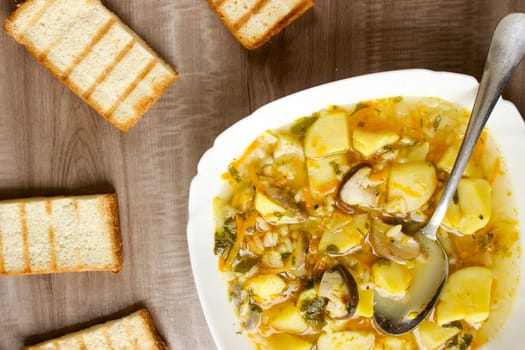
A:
[0, 182, 116, 201]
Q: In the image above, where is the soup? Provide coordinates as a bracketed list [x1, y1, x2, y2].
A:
[213, 97, 520, 350]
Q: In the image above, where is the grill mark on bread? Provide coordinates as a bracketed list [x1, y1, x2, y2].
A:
[38, 29, 69, 62]
[246, 0, 313, 48]
[0, 226, 4, 273]
[72, 199, 82, 268]
[52, 340, 61, 349]
[83, 39, 136, 100]
[76, 335, 88, 350]
[19, 202, 31, 273]
[125, 318, 140, 350]
[46, 200, 58, 270]
[62, 17, 117, 79]
[47, 227, 57, 270]
[231, 0, 271, 32]
[208, 0, 313, 49]
[107, 60, 157, 119]
[17, 0, 58, 39]
[102, 329, 116, 350]
[73, 199, 79, 220]
[32, 1, 88, 63]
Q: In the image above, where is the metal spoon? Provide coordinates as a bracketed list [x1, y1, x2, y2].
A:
[373, 12, 525, 335]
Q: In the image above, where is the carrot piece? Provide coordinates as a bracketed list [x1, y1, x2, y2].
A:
[248, 164, 263, 193]
[236, 215, 247, 250]
[303, 186, 315, 214]
[218, 255, 226, 271]
[308, 238, 319, 254]
[320, 181, 339, 194]
[224, 238, 241, 270]
[368, 172, 384, 182]
[236, 215, 245, 237]
[246, 236, 264, 256]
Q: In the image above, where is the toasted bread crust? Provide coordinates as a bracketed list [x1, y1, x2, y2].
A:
[105, 193, 123, 273]
[3, 0, 178, 131]
[22, 308, 169, 350]
[208, 0, 314, 50]
[245, 0, 314, 49]
[0, 194, 122, 276]
[0, 265, 121, 276]
[19, 202, 31, 273]
[139, 309, 170, 350]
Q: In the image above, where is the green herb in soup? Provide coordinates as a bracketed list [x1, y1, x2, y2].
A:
[213, 97, 521, 350]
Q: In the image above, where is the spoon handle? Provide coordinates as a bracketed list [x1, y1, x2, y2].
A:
[423, 13, 525, 238]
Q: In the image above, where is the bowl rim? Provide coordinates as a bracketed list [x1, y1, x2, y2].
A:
[187, 68, 525, 350]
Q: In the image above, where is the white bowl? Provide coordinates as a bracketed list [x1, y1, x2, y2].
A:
[187, 69, 525, 350]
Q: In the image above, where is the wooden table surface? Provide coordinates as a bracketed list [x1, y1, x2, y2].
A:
[0, 0, 524, 349]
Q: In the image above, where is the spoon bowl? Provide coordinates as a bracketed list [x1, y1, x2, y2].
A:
[373, 12, 525, 334]
[373, 233, 448, 334]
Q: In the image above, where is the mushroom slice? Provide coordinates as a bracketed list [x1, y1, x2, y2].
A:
[337, 163, 383, 213]
[290, 232, 307, 277]
[318, 265, 359, 320]
[382, 215, 426, 235]
[368, 220, 420, 264]
[260, 179, 307, 220]
[239, 301, 262, 332]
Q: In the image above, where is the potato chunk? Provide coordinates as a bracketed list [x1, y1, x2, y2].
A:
[404, 142, 429, 162]
[255, 192, 301, 225]
[317, 331, 375, 350]
[352, 129, 400, 158]
[372, 260, 412, 297]
[386, 161, 437, 213]
[245, 274, 287, 301]
[374, 336, 414, 350]
[437, 143, 481, 177]
[442, 178, 491, 235]
[319, 214, 368, 254]
[436, 266, 493, 325]
[274, 134, 305, 161]
[304, 111, 350, 158]
[416, 321, 460, 350]
[296, 288, 317, 306]
[262, 333, 313, 350]
[269, 303, 309, 334]
[356, 285, 374, 318]
[307, 153, 349, 196]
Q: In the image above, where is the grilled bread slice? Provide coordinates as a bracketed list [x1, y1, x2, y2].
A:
[208, 0, 314, 49]
[0, 193, 121, 275]
[4, 0, 178, 131]
[23, 308, 168, 350]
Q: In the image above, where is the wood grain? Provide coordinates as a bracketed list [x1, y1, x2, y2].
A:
[0, 0, 524, 349]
